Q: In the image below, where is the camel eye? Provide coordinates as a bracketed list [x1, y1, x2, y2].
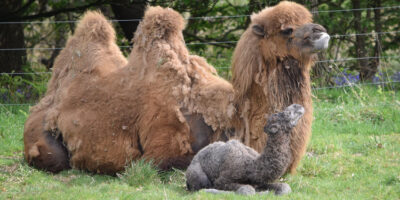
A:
[281, 28, 293, 36]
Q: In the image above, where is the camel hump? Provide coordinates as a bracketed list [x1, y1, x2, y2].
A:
[73, 11, 116, 44]
[139, 6, 186, 38]
[50, 10, 126, 75]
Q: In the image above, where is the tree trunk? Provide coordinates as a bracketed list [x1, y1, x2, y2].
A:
[352, 0, 369, 81]
[245, 0, 261, 27]
[41, 14, 68, 70]
[0, 0, 26, 73]
[361, 0, 382, 81]
[110, 0, 147, 42]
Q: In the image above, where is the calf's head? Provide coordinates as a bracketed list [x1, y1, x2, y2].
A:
[264, 104, 305, 135]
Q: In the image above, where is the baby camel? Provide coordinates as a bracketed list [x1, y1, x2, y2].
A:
[185, 104, 305, 195]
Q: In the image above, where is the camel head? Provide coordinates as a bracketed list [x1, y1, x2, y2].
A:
[250, 1, 330, 63]
[291, 23, 330, 54]
[264, 104, 305, 135]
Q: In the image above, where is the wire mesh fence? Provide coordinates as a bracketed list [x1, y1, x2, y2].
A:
[0, 4, 399, 107]
[1, 31, 400, 52]
[1, 5, 400, 24]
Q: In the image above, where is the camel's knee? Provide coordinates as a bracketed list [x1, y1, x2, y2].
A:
[185, 162, 211, 191]
[27, 131, 70, 173]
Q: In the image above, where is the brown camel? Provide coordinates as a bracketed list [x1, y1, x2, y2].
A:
[230, 1, 330, 173]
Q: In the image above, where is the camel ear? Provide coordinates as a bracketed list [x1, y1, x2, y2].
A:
[252, 24, 265, 37]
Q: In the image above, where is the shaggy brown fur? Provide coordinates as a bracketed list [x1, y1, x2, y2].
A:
[24, 7, 234, 174]
[231, 1, 328, 173]
[24, 11, 127, 172]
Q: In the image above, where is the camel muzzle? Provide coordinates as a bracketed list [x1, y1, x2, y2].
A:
[285, 104, 305, 127]
[312, 32, 330, 52]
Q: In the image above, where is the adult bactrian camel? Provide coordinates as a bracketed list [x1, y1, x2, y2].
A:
[24, 2, 329, 175]
[230, 1, 330, 173]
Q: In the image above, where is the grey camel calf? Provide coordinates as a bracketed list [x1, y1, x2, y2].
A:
[185, 104, 305, 195]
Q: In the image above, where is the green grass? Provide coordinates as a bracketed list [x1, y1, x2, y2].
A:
[1, 85, 399, 199]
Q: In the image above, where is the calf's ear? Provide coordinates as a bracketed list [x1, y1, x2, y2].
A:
[252, 24, 265, 37]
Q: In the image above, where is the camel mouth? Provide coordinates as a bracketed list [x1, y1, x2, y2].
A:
[312, 32, 330, 52]
[293, 23, 330, 54]
[285, 104, 305, 127]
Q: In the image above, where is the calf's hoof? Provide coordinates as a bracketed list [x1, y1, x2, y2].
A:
[236, 185, 256, 195]
[274, 183, 291, 195]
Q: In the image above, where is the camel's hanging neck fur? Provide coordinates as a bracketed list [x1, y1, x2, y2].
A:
[231, 34, 314, 112]
[231, 29, 262, 105]
[232, 45, 313, 114]
[263, 57, 312, 112]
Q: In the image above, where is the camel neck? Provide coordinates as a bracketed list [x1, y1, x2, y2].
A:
[250, 131, 292, 183]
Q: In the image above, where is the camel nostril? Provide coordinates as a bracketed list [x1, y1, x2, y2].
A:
[312, 28, 322, 33]
[312, 24, 327, 33]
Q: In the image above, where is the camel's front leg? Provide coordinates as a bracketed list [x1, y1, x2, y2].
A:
[256, 182, 292, 195]
[24, 110, 70, 173]
[213, 176, 256, 195]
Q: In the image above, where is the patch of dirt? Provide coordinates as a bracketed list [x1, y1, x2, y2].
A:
[306, 152, 317, 158]
[0, 162, 19, 174]
[54, 174, 78, 184]
[0, 155, 21, 160]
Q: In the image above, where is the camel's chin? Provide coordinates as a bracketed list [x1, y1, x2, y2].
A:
[312, 32, 330, 52]
[285, 104, 305, 127]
